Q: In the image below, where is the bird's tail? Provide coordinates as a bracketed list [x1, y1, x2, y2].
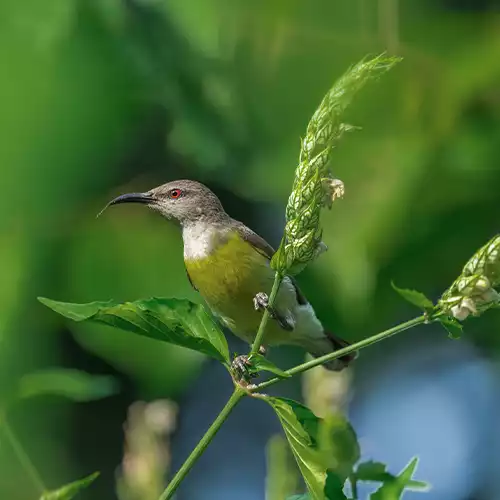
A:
[308, 330, 358, 372]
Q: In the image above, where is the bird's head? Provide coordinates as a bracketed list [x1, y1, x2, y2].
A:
[101, 179, 227, 226]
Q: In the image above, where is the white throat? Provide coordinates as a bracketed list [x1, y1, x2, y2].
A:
[182, 222, 219, 260]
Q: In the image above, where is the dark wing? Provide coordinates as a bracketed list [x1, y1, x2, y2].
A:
[234, 221, 307, 306]
[234, 221, 275, 260]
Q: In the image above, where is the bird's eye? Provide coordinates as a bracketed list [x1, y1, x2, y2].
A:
[169, 188, 183, 199]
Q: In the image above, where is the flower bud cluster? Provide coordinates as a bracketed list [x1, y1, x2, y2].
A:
[439, 235, 500, 320]
[117, 400, 178, 500]
[272, 54, 401, 275]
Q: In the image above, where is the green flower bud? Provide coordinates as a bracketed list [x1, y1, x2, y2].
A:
[275, 54, 401, 275]
[456, 275, 491, 296]
[462, 235, 500, 285]
[439, 234, 500, 321]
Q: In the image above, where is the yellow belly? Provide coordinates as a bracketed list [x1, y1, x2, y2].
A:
[184, 233, 290, 344]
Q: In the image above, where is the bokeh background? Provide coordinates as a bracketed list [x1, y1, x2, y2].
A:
[1, 0, 500, 499]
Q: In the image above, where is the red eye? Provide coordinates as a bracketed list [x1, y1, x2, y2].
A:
[169, 188, 182, 199]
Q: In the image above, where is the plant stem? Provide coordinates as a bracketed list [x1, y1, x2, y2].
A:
[252, 315, 427, 392]
[1, 417, 46, 495]
[350, 475, 359, 500]
[250, 273, 283, 355]
[159, 387, 246, 500]
[158, 273, 284, 500]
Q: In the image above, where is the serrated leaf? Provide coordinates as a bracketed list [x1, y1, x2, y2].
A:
[285, 472, 346, 500]
[265, 397, 326, 499]
[391, 283, 434, 311]
[324, 471, 347, 499]
[319, 415, 360, 482]
[370, 458, 429, 500]
[40, 472, 99, 500]
[355, 461, 392, 482]
[18, 369, 118, 402]
[264, 397, 356, 499]
[248, 354, 291, 378]
[438, 317, 463, 339]
[38, 297, 229, 363]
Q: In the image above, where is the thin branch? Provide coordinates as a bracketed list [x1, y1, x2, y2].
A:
[251, 315, 427, 392]
[159, 388, 246, 500]
[250, 273, 284, 355]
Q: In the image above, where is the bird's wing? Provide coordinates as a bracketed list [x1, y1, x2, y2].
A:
[234, 221, 307, 306]
[234, 221, 276, 259]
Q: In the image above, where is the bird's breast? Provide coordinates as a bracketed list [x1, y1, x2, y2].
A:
[184, 232, 274, 333]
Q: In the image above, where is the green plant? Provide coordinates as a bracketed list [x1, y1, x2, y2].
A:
[1, 369, 117, 499]
[35, 53, 500, 500]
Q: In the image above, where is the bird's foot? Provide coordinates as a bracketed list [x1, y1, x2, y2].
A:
[253, 292, 270, 312]
[231, 354, 257, 383]
[253, 292, 281, 323]
[253, 292, 294, 331]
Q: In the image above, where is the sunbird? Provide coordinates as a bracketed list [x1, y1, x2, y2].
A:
[104, 180, 356, 372]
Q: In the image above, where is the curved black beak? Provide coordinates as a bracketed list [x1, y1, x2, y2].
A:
[108, 192, 154, 206]
[97, 192, 155, 218]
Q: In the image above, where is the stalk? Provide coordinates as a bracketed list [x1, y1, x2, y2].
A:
[159, 388, 246, 500]
[250, 274, 284, 355]
[252, 315, 427, 392]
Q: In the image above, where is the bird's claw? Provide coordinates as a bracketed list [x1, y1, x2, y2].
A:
[254, 292, 278, 320]
[253, 292, 270, 311]
[231, 355, 257, 383]
[253, 292, 294, 331]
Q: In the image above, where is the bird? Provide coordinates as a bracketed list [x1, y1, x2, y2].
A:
[103, 179, 356, 373]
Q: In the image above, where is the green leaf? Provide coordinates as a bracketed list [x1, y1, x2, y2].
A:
[264, 397, 326, 499]
[319, 415, 360, 482]
[370, 458, 429, 500]
[38, 297, 229, 363]
[248, 354, 291, 378]
[391, 283, 434, 311]
[355, 461, 393, 482]
[270, 243, 285, 272]
[324, 471, 347, 499]
[438, 317, 463, 339]
[285, 472, 346, 500]
[264, 397, 356, 499]
[40, 472, 100, 500]
[18, 369, 118, 402]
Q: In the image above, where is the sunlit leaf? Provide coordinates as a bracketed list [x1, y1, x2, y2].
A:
[265, 397, 326, 499]
[285, 472, 346, 500]
[38, 297, 229, 363]
[18, 369, 118, 402]
[370, 458, 429, 500]
[438, 317, 463, 339]
[391, 283, 434, 311]
[355, 461, 392, 482]
[264, 397, 356, 499]
[40, 472, 99, 500]
[248, 353, 291, 378]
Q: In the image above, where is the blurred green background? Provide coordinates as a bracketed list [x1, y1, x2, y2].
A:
[1, 0, 500, 499]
